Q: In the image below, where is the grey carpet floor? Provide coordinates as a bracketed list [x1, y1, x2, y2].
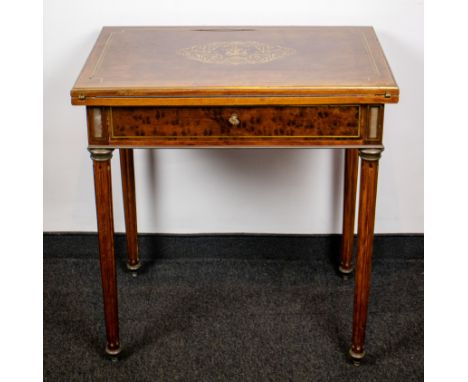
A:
[43, 234, 423, 381]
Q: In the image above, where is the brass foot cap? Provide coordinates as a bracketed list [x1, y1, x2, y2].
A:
[127, 261, 142, 272]
[105, 345, 122, 358]
[339, 265, 354, 278]
[349, 348, 365, 366]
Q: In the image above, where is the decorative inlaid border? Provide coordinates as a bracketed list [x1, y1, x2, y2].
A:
[88, 29, 122, 82]
[360, 30, 381, 76]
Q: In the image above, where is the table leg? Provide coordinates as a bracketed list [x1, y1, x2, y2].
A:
[339, 148, 359, 278]
[349, 148, 382, 365]
[119, 148, 141, 272]
[89, 148, 121, 358]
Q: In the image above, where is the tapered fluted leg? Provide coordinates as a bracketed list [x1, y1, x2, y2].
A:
[119, 149, 141, 272]
[340, 148, 359, 277]
[349, 148, 382, 365]
[89, 148, 121, 358]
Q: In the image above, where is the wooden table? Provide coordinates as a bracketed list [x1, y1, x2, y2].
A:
[71, 26, 399, 364]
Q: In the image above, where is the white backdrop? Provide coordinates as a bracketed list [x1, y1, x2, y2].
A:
[43, 0, 423, 233]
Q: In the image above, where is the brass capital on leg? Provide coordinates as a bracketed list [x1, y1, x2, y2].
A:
[358, 147, 384, 162]
[89, 148, 114, 161]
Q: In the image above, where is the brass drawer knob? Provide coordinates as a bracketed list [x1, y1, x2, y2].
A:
[228, 113, 240, 126]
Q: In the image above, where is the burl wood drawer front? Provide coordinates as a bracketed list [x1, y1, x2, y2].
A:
[109, 106, 360, 140]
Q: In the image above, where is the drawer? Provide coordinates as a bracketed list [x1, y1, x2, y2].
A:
[109, 105, 361, 140]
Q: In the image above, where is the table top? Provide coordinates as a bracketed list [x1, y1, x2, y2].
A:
[71, 26, 398, 105]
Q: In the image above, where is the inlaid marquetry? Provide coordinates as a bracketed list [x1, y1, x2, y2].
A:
[177, 41, 296, 65]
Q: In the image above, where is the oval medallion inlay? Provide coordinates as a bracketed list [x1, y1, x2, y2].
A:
[177, 41, 296, 65]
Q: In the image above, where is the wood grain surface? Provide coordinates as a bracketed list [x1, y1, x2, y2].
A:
[71, 26, 399, 105]
[340, 148, 359, 275]
[91, 152, 120, 355]
[119, 149, 139, 269]
[351, 152, 381, 360]
[110, 106, 360, 138]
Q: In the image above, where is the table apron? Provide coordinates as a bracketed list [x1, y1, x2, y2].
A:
[86, 104, 384, 147]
